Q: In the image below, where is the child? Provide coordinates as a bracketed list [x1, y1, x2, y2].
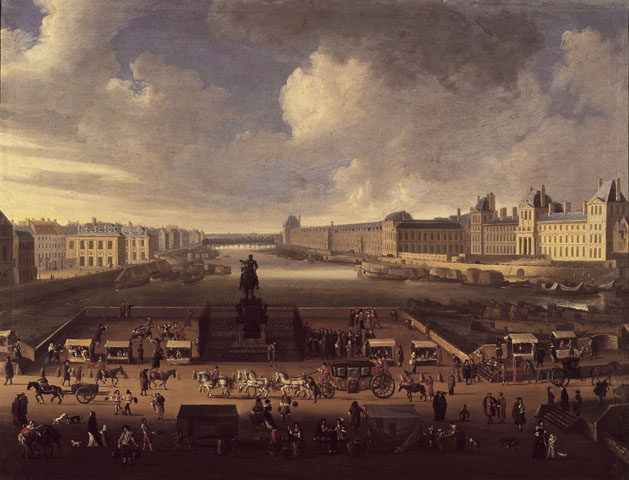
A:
[279, 394, 292, 422]
[459, 404, 470, 422]
[111, 390, 122, 415]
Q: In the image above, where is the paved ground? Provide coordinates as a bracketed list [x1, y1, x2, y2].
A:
[2, 349, 628, 479]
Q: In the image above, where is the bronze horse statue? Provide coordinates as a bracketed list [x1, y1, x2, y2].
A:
[239, 261, 258, 300]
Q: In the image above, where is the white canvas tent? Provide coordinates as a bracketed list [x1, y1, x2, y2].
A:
[365, 404, 422, 453]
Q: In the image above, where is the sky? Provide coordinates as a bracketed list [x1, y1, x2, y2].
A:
[1, 0, 627, 232]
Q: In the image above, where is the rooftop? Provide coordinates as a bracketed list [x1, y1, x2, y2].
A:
[539, 212, 587, 222]
[590, 180, 627, 203]
[486, 215, 518, 225]
[519, 190, 552, 208]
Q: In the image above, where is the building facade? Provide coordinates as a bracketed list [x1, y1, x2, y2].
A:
[119, 224, 155, 264]
[0, 210, 14, 286]
[12, 226, 37, 283]
[66, 220, 126, 268]
[19, 218, 66, 271]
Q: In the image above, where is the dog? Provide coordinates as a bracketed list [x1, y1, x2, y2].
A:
[54, 413, 83, 425]
[497, 437, 520, 449]
[70, 440, 82, 447]
[468, 436, 480, 451]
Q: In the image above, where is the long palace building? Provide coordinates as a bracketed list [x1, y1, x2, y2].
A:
[282, 178, 628, 263]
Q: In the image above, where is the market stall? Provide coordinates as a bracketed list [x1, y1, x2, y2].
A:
[166, 340, 192, 365]
[365, 338, 396, 364]
[0, 330, 18, 360]
[65, 339, 94, 363]
[506, 333, 538, 360]
[409, 340, 438, 365]
[104, 340, 133, 363]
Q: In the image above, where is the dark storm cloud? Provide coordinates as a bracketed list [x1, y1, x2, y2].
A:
[208, 0, 544, 90]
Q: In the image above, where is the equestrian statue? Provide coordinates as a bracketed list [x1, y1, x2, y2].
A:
[239, 254, 260, 300]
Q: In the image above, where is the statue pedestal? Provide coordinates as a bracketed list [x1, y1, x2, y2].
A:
[236, 297, 268, 341]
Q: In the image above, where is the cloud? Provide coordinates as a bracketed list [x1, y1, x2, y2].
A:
[209, 0, 544, 91]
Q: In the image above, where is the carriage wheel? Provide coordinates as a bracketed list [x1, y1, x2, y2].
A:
[550, 370, 568, 387]
[320, 382, 335, 399]
[371, 373, 395, 399]
[76, 387, 96, 404]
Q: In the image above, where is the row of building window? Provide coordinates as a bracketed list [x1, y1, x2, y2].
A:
[400, 232, 463, 241]
[485, 233, 515, 242]
[542, 246, 603, 259]
[398, 244, 463, 254]
[486, 245, 516, 254]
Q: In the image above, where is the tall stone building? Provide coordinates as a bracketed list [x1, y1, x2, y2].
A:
[0, 210, 14, 286]
[468, 193, 496, 255]
[118, 223, 155, 264]
[19, 218, 66, 271]
[12, 226, 37, 283]
[66, 219, 126, 268]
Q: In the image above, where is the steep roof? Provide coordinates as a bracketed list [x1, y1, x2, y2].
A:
[283, 215, 300, 227]
[384, 211, 413, 221]
[13, 226, 34, 238]
[0, 210, 11, 225]
[486, 216, 518, 225]
[396, 220, 462, 230]
[29, 223, 66, 235]
[589, 180, 627, 203]
[333, 221, 381, 231]
[519, 190, 552, 208]
[448, 213, 470, 229]
[474, 196, 492, 212]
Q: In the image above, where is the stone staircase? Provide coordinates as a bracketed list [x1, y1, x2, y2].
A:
[543, 405, 580, 432]
[475, 363, 497, 382]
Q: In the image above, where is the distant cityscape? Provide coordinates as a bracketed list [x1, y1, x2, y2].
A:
[282, 178, 629, 266]
[0, 214, 274, 287]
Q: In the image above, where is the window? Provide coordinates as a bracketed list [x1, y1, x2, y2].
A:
[97, 257, 103, 267]
[88, 257, 94, 266]
[107, 241, 113, 249]
[80, 256, 85, 266]
[107, 256, 113, 266]
[98, 241, 103, 249]
[80, 240, 85, 249]
[88, 241, 94, 249]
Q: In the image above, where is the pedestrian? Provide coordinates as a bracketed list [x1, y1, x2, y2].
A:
[589, 337, 597, 359]
[532, 420, 548, 460]
[559, 386, 569, 411]
[470, 359, 479, 384]
[137, 343, 144, 365]
[268, 341, 278, 368]
[348, 401, 363, 433]
[512, 397, 526, 432]
[315, 419, 329, 454]
[75, 366, 83, 384]
[424, 375, 434, 401]
[438, 392, 448, 421]
[535, 346, 545, 367]
[435, 346, 442, 367]
[448, 371, 456, 395]
[307, 376, 321, 403]
[184, 308, 193, 330]
[495, 339, 503, 360]
[279, 394, 292, 422]
[524, 360, 535, 383]
[97, 356, 106, 372]
[151, 349, 161, 370]
[123, 389, 135, 416]
[334, 418, 347, 455]
[100, 424, 110, 447]
[151, 392, 165, 420]
[140, 418, 156, 451]
[573, 390, 583, 417]
[117, 425, 138, 466]
[139, 369, 149, 396]
[482, 392, 496, 424]
[462, 360, 471, 385]
[500, 362, 508, 385]
[432, 392, 441, 421]
[550, 344, 558, 363]
[452, 354, 462, 382]
[11, 393, 22, 426]
[497, 392, 507, 424]
[17, 393, 28, 425]
[61, 360, 71, 387]
[594, 379, 609, 405]
[458, 404, 470, 422]
[396, 346, 404, 368]
[111, 389, 122, 415]
[87, 411, 101, 447]
[547, 386, 555, 405]
[288, 421, 305, 456]
[4, 357, 14, 385]
[449, 423, 465, 452]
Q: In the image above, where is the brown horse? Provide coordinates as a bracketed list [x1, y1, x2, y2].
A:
[149, 369, 177, 389]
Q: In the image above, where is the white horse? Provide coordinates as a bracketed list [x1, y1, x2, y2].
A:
[195, 371, 233, 398]
[272, 371, 312, 399]
[236, 370, 270, 398]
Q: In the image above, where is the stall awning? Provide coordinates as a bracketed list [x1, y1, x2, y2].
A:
[167, 340, 192, 349]
[552, 331, 576, 340]
[411, 340, 438, 349]
[104, 341, 131, 348]
[367, 339, 396, 347]
[65, 339, 93, 347]
[507, 333, 538, 344]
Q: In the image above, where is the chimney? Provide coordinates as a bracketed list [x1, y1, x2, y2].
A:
[540, 185, 546, 206]
[563, 202, 571, 215]
[500, 207, 507, 218]
[548, 203, 553, 215]
[47, 218, 50, 222]
[512, 207, 517, 218]
[41, 218, 45, 221]
[529, 186, 534, 193]
[489, 192, 496, 212]
[92, 217, 97, 225]
[477, 195, 480, 203]
[128, 221, 133, 227]
[457, 208, 461, 224]
[330, 220, 334, 227]
[298, 215, 301, 225]
[616, 178, 621, 202]
[597, 178, 603, 190]
[582, 201, 587, 214]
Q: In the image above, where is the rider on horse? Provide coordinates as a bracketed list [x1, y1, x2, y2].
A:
[239, 255, 260, 290]
[400, 370, 414, 386]
[210, 365, 220, 388]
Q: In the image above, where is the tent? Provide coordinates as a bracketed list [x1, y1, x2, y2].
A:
[104, 340, 133, 363]
[365, 404, 422, 453]
[177, 404, 239, 442]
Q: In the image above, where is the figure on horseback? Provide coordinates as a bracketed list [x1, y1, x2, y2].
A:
[397, 370, 427, 402]
[239, 254, 259, 299]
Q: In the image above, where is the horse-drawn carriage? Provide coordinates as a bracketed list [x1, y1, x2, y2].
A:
[70, 382, 109, 404]
[548, 357, 620, 387]
[320, 360, 395, 399]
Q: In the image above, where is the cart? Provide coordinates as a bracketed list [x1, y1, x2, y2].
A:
[548, 357, 585, 387]
[320, 360, 395, 399]
[67, 383, 109, 404]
